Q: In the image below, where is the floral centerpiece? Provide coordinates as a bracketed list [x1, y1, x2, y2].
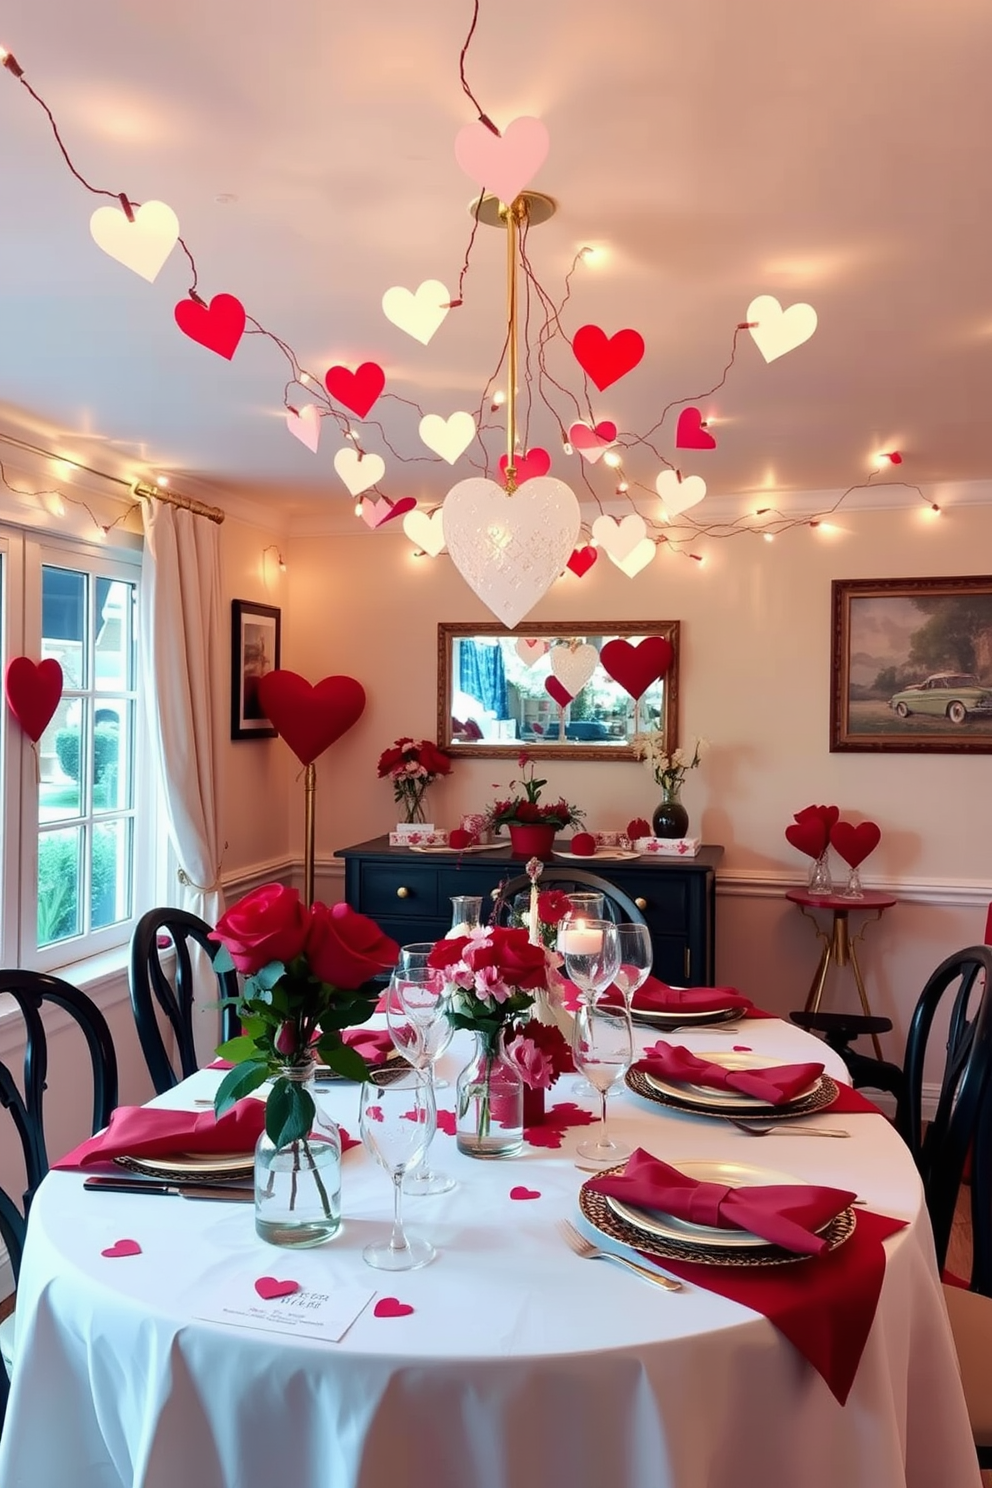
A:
[377, 736, 451, 824]
[633, 733, 707, 840]
[486, 752, 584, 857]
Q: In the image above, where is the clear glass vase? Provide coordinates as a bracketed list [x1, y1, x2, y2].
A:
[455, 1030, 524, 1158]
[808, 850, 833, 895]
[254, 1061, 342, 1247]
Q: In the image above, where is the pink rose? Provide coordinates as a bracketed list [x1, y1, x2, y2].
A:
[306, 902, 399, 987]
[210, 883, 309, 975]
[504, 1033, 555, 1090]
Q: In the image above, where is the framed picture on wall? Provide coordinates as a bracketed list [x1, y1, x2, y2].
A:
[831, 576, 992, 753]
[231, 599, 281, 740]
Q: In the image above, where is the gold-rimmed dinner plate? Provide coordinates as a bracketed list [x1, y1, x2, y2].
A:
[628, 1003, 741, 1027]
[645, 1051, 823, 1111]
[605, 1158, 809, 1250]
[624, 1064, 839, 1120]
[115, 1151, 254, 1182]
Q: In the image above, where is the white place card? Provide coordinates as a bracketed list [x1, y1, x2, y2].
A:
[193, 1277, 375, 1343]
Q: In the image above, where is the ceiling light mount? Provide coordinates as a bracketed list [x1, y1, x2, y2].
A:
[474, 190, 557, 229]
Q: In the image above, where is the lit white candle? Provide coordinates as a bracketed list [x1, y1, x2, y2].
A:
[528, 880, 540, 945]
[561, 923, 603, 956]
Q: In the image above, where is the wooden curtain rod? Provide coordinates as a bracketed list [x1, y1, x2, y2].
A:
[131, 482, 225, 525]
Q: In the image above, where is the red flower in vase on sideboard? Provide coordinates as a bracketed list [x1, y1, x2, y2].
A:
[485, 753, 583, 834]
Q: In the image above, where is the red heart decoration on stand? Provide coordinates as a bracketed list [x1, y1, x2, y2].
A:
[785, 819, 829, 860]
[5, 657, 64, 741]
[374, 1297, 414, 1318]
[600, 637, 673, 700]
[830, 820, 881, 869]
[546, 677, 573, 708]
[566, 545, 598, 578]
[324, 362, 385, 418]
[254, 1276, 300, 1300]
[257, 671, 366, 766]
[675, 407, 716, 450]
[572, 325, 645, 391]
[174, 293, 246, 360]
[794, 803, 840, 829]
[498, 448, 552, 485]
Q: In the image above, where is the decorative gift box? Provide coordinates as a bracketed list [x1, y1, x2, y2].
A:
[389, 829, 450, 847]
[633, 836, 701, 857]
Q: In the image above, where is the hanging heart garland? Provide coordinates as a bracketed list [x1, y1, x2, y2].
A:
[566, 545, 598, 578]
[402, 507, 446, 557]
[498, 448, 551, 485]
[324, 363, 385, 419]
[419, 412, 476, 464]
[655, 470, 707, 517]
[675, 408, 716, 450]
[568, 421, 617, 463]
[90, 200, 179, 283]
[174, 293, 246, 360]
[600, 637, 673, 700]
[454, 116, 550, 206]
[256, 671, 366, 767]
[5, 657, 63, 741]
[333, 448, 385, 497]
[361, 495, 417, 530]
[590, 514, 656, 577]
[550, 642, 598, 697]
[746, 295, 818, 363]
[572, 325, 645, 391]
[381, 280, 451, 345]
[545, 676, 573, 708]
[286, 404, 321, 453]
[515, 638, 547, 666]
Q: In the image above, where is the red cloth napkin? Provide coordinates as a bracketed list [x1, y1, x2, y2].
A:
[825, 1083, 888, 1114]
[637, 1041, 824, 1106]
[571, 975, 772, 1017]
[54, 1098, 267, 1170]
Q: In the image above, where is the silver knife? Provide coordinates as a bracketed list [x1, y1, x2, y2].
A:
[84, 1176, 254, 1202]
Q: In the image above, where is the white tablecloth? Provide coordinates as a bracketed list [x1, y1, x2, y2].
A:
[0, 1019, 980, 1488]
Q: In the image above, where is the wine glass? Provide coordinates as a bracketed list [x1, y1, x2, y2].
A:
[558, 919, 621, 1004]
[571, 1001, 633, 1165]
[359, 1068, 436, 1271]
[565, 891, 605, 920]
[395, 970, 456, 1196]
[398, 943, 437, 972]
[613, 923, 653, 1017]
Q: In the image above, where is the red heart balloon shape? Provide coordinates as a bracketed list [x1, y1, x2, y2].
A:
[374, 1296, 414, 1318]
[5, 657, 63, 741]
[600, 637, 673, 701]
[498, 447, 551, 485]
[546, 676, 573, 708]
[572, 325, 645, 391]
[830, 820, 881, 869]
[256, 671, 366, 765]
[785, 819, 828, 860]
[794, 803, 840, 829]
[101, 1238, 142, 1259]
[675, 406, 716, 450]
[254, 1276, 300, 1300]
[174, 293, 246, 360]
[324, 362, 385, 418]
[566, 545, 598, 578]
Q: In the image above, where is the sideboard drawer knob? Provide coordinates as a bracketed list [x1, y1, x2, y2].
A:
[635, 897, 648, 911]
[396, 886, 411, 899]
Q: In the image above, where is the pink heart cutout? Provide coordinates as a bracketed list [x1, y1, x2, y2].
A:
[5, 657, 64, 741]
[101, 1238, 142, 1258]
[255, 1276, 300, 1300]
[454, 116, 549, 208]
[324, 362, 385, 419]
[361, 495, 417, 530]
[510, 1185, 541, 1201]
[675, 406, 716, 450]
[546, 676, 573, 708]
[174, 293, 246, 360]
[572, 325, 645, 392]
[374, 1296, 414, 1318]
[600, 637, 673, 701]
[830, 820, 882, 869]
[256, 670, 366, 766]
[568, 420, 618, 462]
[785, 819, 828, 860]
[498, 447, 551, 485]
[566, 545, 598, 578]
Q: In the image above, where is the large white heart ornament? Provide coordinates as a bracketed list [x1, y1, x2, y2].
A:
[382, 280, 451, 345]
[515, 638, 547, 667]
[591, 514, 657, 577]
[443, 478, 580, 630]
[551, 643, 599, 698]
[333, 447, 385, 497]
[454, 116, 550, 206]
[746, 295, 818, 363]
[89, 200, 179, 283]
[402, 507, 446, 557]
[655, 470, 707, 517]
[286, 404, 321, 453]
[419, 411, 476, 464]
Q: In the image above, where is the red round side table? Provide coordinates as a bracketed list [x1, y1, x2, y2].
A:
[785, 888, 897, 1059]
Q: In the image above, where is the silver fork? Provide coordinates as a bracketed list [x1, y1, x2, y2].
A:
[728, 1118, 850, 1139]
[556, 1219, 683, 1291]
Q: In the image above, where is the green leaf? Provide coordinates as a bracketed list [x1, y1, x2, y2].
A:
[214, 1060, 269, 1118]
[317, 1041, 370, 1083]
[215, 1035, 258, 1064]
[265, 1079, 314, 1147]
[211, 943, 236, 974]
[255, 961, 287, 990]
[241, 1014, 267, 1039]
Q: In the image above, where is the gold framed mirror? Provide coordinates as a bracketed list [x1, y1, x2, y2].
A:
[437, 621, 680, 760]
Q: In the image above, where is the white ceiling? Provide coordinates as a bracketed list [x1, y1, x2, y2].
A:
[0, 0, 990, 527]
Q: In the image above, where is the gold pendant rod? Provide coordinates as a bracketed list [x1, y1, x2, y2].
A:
[504, 196, 524, 495]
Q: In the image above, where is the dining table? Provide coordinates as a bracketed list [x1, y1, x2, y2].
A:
[0, 1011, 980, 1488]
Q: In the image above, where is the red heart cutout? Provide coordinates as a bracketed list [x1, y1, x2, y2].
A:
[675, 406, 716, 450]
[5, 657, 63, 741]
[600, 637, 673, 701]
[572, 325, 645, 391]
[785, 819, 828, 860]
[324, 362, 385, 419]
[794, 803, 840, 829]
[568, 420, 618, 452]
[174, 293, 246, 360]
[546, 676, 573, 708]
[566, 545, 598, 578]
[256, 671, 366, 765]
[498, 447, 551, 485]
[509, 1185, 541, 1200]
[254, 1276, 300, 1300]
[830, 820, 881, 869]
[101, 1238, 142, 1258]
[374, 1297, 414, 1318]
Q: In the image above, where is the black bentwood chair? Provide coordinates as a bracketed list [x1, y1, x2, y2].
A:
[0, 970, 119, 1429]
[492, 867, 648, 929]
[129, 907, 240, 1095]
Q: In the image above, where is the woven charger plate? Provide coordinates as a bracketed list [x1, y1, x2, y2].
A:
[578, 1164, 856, 1267]
[114, 1151, 254, 1182]
[625, 1066, 840, 1122]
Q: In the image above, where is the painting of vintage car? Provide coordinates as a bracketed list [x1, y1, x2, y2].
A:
[889, 673, 992, 724]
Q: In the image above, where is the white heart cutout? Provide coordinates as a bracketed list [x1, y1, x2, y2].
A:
[610, 538, 657, 578]
[333, 447, 385, 496]
[591, 513, 649, 563]
[655, 470, 707, 517]
[89, 200, 179, 283]
[746, 295, 818, 363]
[286, 404, 321, 453]
[443, 478, 580, 630]
[551, 642, 599, 698]
[515, 638, 547, 667]
[382, 280, 451, 345]
[419, 411, 476, 465]
[402, 508, 446, 557]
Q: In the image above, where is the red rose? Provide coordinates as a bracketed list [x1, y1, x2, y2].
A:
[428, 936, 471, 970]
[488, 927, 549, 990]
[306, 902, 399, 987]
[210, 883, 310, 975]
[537, 889, 572, 926]
[377, 745, 405, 777]
[418, 741, 451, 776]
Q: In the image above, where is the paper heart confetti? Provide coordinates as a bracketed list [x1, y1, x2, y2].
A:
[572, 325, 645, 391]
[5, 657, 63, 741]
[830, 820, 881, 869]
[568, 420, 618, 463]
[655, 470, 707, 517]
[381, 279, 451, 344]
[174, 293, 246, 360]
[333, 447, 385, 497]
[546, 676, 573, 708]
[90, 199, 179, 283]
[515, 638, 547, 666]
[498, 447, 551, 485]
[256, 671, 366, 766]
[509, 1186, 541, 1201]
[419, 411, 476, 464]
[286, 404, 321, 453]
[442, 477, 580, 629]
[566, 545, 598, 578]
[402, 507, 446, 557]
[324, 362, 385, 419]
[374, 1297, 414, 1318]
[747, 295, 818, 363]
[254, 1276, 300, 1300]
[361, 495, 417, 530]
[101, 1238, 142, 1258]
[550, 642, 598, 698]
[600, 637, 673, 700]
[675, 407, 716, 450]
[454, 115, 549, 206]
[785, 819, 829, 860]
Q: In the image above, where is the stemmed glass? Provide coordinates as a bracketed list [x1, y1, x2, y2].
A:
[558, 918, 621, 1004]
[390, 969, 455, 1196]
[359, 1067, 436, 1271]
[613, 923, 653, 1018]
[571, 1000, 633, 1165]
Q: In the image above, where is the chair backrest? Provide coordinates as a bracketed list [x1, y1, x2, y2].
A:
[0, 970, 119, 1281]
[900, 945, 992, 1286]
[129, 907, 240, 1095]
[492, 867, 648, 928]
